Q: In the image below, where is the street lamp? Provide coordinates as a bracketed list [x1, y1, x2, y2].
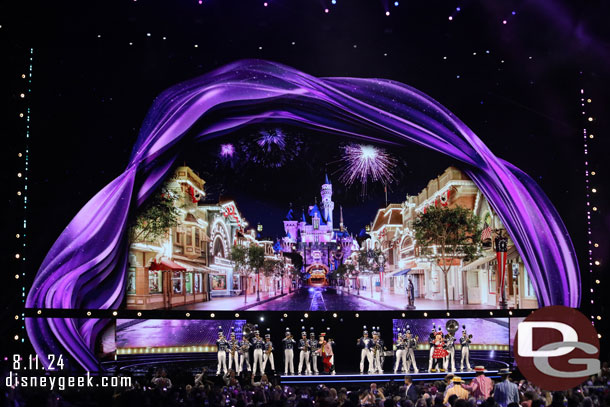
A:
[377, 252, 386, 302]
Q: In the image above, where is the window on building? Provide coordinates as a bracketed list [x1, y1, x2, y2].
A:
[195, 228, 200, 246]
[172, 272, 183, 294]
[176, 231, 182, 244]
[489, 268, 497, 293]
[186, 228, 192, 245]
[185, 273, 193, 294]
[313, 215, 320, 230]
[523, 269, 535, 297]
[194, 273, 202, 293]
[127, 268, 136, 294]
[148, 270, 162, 294]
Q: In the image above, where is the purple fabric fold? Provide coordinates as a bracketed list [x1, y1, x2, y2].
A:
[26, 59, 580, 370]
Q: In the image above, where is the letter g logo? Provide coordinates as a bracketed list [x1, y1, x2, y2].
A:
[514, 306, 600, 391]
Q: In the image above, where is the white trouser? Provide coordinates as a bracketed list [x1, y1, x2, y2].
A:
[262, 352, 275, 372]
[252, 349, 264, 375]
[216, 351, 227, 375]
[428, 346, 434, 371]
[284, 349, 294, 374]
[373, 351, 383, 373]
[239, 352, 251, 372]
[228, 351, 239, 373]
[298, 350, 311, 374]
[461, 347, 471, 370]
[311, 352, 319, 373]
[445, 348, 456, 372]
[394, 349, 405, 372]
[406, 348, 418, 373]
[360, 349, 373, 373]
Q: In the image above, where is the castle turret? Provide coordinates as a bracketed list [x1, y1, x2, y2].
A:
[321, 174, 334, 230]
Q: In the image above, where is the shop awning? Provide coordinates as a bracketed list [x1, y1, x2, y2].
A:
[173, 259, 208, 273]
[462, 253, 496, 272]
[149, 259, 186, 271]
[389, 268, 411, 277]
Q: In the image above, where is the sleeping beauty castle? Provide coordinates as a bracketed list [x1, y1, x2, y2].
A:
[281, 175, 359, 285]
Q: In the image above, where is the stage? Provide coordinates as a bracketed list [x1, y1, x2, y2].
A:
[278, 369, 504, 385]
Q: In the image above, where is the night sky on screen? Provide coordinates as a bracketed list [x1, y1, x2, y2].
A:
[2, 0, 609, 311]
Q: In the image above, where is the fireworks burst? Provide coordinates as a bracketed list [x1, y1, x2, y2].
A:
[257, 129, 287, 152]
[219, 143, 235, 158]
[339, 144, 397, 187]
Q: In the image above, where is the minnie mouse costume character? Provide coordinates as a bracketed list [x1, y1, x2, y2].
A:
[431, 328, 448, 372]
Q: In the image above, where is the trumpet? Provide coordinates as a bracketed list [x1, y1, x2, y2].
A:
[266, 345, 273, 355]
[231, 341, 237, 357]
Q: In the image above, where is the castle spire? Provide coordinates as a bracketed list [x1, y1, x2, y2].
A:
[340, 205, 344, 231]
[325, 173, 331, 185]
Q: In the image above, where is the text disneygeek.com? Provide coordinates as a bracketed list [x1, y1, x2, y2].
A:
[6, 372, 132, 391]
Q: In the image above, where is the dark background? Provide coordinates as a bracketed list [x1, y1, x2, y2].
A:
[2, 0, 609, 357]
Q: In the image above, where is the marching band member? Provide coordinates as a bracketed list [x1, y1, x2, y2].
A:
[309, 328, 319, 374]
[239, 332, 252, 373]
[216, 326, 229, 375]
[394, 328, 407, 374]
[371, 327, 384, 374]
[460, 325, 472, 371]
[428, 324, 436, 372]
[251, 329, 265, 376]
[262, 332, 275, 373]
[298, 327, 311, 375]
[405, 327, 419, 373]
[282, 328, 296, 375]
[228, 327, 240, 374]
[358, 326, 374, 374]
[431, 327, 448, 372]
[444, 329, 457, 372]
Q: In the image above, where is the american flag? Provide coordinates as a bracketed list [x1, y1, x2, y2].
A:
[481, 223, 493, 241]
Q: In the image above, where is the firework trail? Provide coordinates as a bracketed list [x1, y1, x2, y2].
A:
[339, 144, 397, 187]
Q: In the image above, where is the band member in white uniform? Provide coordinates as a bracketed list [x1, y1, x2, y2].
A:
[371, 328, 384, 374]
[394, 328, 407, 374]
[239, 333, 252, 373]
[282, 328, 296, 375]
[298, 328, 311, 375]
[358, 326, 374, 374]
[405, 327, 419, 373]
[460, 325, 472, 371]
[444, 330, 457, 372]
[228, 328, 240, 374]
[251, 330, 265, 376]
[262, 333, 275, 373]
[428, 324, 436, 372]
[216, 326, 229, 375]
[309, 328, 319, 374]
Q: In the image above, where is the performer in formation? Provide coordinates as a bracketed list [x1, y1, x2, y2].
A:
[460, 325, 473, 371]
[371, 327, 385, 374]
[282, 328, 296, 375]
[431, 327, 448, 372]
[358, 326, 374, 374]
[228, 328, 240, 374]
[298, 327, 311, 375]
[216, 326, 229, 375]
[262, 332, 275, 373]
[239, 331, 252, 373]
[251, 329, 265, 376]
[309, 329, 319, 374]
[444, 329, 457, 372]
[405, 327, 419, 373]
[394, 328, 407, 374]
[428, 324, 437, 372]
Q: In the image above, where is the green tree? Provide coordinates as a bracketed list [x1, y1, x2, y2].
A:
[263, 258, 279, 295]
[413, 205, 482, 309]
[231, 244, 250, 304]
[129, 187, 180, 244]
[248, 245, 266, 301]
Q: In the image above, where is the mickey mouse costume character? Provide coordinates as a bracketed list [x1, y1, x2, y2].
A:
[431, 327, 448, 372]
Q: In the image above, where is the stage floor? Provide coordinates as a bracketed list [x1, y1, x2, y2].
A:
[279, 369, 503, 384]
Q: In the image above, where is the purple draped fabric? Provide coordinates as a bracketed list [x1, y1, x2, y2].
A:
[26, 59, 580, 371]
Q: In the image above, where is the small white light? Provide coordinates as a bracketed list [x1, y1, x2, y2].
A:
[146, 33, 151, 37]
[137, 312, 142, 317]
[87, 311, 92, 316]
[594, 261, 600, 266]
[37, 310, 42, 315]
[304, 313, 309, 318]
[235, 313, 240, 317]
[14, 335, 19, 340]
[15, 254, 20, 259]
[112, 311, 118, 316]
[210, 313, 215, 318]
[20, 93, 25, 98]
[332, 313, 338, 318]
[186, 313, 191, 317]
[423, 312, 428, 317]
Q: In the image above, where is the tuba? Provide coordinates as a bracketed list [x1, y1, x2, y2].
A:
[446, 320, 459, 335]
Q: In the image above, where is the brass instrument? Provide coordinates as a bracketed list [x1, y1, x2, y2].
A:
[231, 340, 237, 357]
[266, 344, 273, 355]
[446, 319, 459, 335]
